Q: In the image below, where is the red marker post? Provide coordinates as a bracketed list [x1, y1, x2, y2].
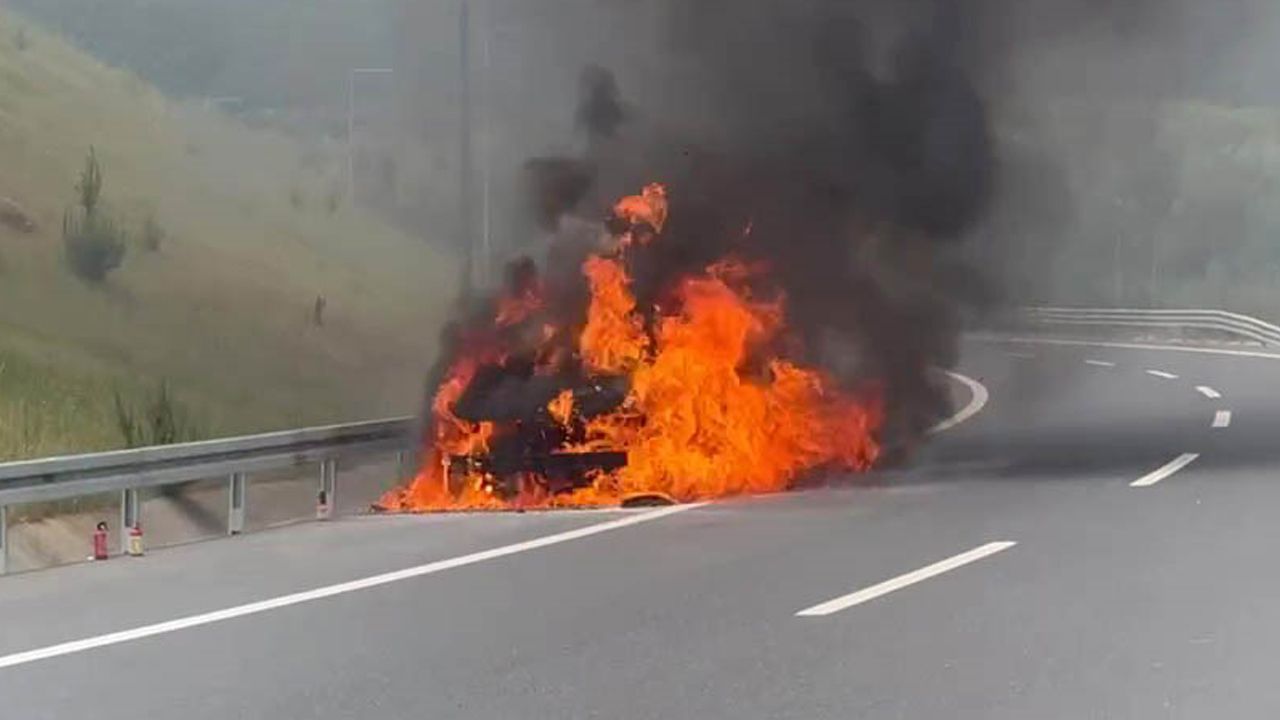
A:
[92, 521, 109, 561]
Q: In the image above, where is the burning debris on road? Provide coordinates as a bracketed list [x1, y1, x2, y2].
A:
[378, 183, 882, 511]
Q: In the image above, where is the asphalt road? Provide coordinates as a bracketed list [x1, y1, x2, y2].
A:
[4, 338, 1280, 718]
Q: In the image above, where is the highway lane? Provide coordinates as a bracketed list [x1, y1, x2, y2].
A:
[3, 339, 1280, 718]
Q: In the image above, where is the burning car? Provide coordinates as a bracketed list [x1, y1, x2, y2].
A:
[446, 364, 630, 499]
[377, 183, 882, 512]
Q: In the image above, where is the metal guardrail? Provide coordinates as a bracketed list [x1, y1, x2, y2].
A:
[0, 417, 416, 574]
[1020, 307, 1280, 346]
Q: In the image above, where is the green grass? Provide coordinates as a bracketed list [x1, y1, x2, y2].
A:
[0, 346, 126, 459]
[0, 11, 458, 460]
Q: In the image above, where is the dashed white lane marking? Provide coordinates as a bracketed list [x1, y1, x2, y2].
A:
[0, 503, 705, 671]
[928, 372, 990, 435]
[1146, 369, 1179, 380]
[1130, 453, 1200, 488]
[1006, 351, 1036, 359]
[1213, 410, 1232, 428]
[795, 541, 1017, 617]
[1085, 359, 1116, 367]
[1196, 386, 1222, 400]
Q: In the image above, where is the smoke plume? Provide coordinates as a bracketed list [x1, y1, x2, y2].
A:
[388, 0, 1280, 478]
[421, 0, 1228, 460]
[491, 0, 1000, 450]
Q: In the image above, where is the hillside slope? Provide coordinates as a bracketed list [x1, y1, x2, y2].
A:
[0, 11, 456, 460]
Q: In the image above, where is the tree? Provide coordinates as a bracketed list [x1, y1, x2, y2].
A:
[76, 146, 103, 215]
[63, 147, 126, 283]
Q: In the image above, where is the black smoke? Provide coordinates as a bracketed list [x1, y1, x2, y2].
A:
[414, 0, 1238, 471]
[575, 64, 626, 140]
[498, 0, 998, 451]
[398, 0, 1264, 471]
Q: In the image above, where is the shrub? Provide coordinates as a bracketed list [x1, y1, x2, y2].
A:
[63, 147, 127, 282]
[63, 210, 127, 282]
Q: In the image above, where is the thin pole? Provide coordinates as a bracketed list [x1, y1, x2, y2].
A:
[347, 70, 356, 204]
[459, 0, 475, 298]
[478, 0, 493, 289]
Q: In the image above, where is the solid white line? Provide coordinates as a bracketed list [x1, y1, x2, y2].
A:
[1213, 410, 1232, 428]
[929, 372, 990, 435]
[1197, 386, 1222, 399]
[795, 541, 1017, 617]
[1084, 359, 1117, 367]
[1146, 369, 1179, 380]
[0, 503, 705, 671]
[1130, 453, 1200, 488]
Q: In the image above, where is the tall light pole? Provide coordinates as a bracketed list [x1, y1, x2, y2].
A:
[459, 0, 496, 296]
[478, 0, 493, 290]
[347, 67, 395, 204]
[459, 0, 475, 297]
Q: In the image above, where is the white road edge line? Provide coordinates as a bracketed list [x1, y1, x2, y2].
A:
[1130, 453, 1200, 488]
[0, 503, 706, 672]
[1146, 369, 1179, 380]
[1085, 359, 1116, 367]
[1213, 410, 1232, 428]
[929, 371, 989, 435]
[1197, 386, 1222, 399]
[796, 541, 1017, 617]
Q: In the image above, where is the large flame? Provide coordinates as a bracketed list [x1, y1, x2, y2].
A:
[379, 183, 881, 511]
[580, 255, 649, 374]
[584, 264, 879, 499]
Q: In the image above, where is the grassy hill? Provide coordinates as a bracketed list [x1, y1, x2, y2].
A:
[0, 11, 457, 460]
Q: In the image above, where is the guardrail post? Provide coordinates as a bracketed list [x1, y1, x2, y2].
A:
[318, 459, 336, 519]
[120, 488, 140, 551]
[0, 505, 8, 576]
[228, 473, 247, 535]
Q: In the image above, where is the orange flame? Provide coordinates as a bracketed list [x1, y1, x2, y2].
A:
[583, 266, 878, 500]
[579, 255, 649, 374]
[612, 182, 668, 247]
[547, 389, 575, 427]
[377, 357, 498, 511]
[494, 286, 543, 328]
[614, 182, 668, 232]
[379, 182, 881, 512]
